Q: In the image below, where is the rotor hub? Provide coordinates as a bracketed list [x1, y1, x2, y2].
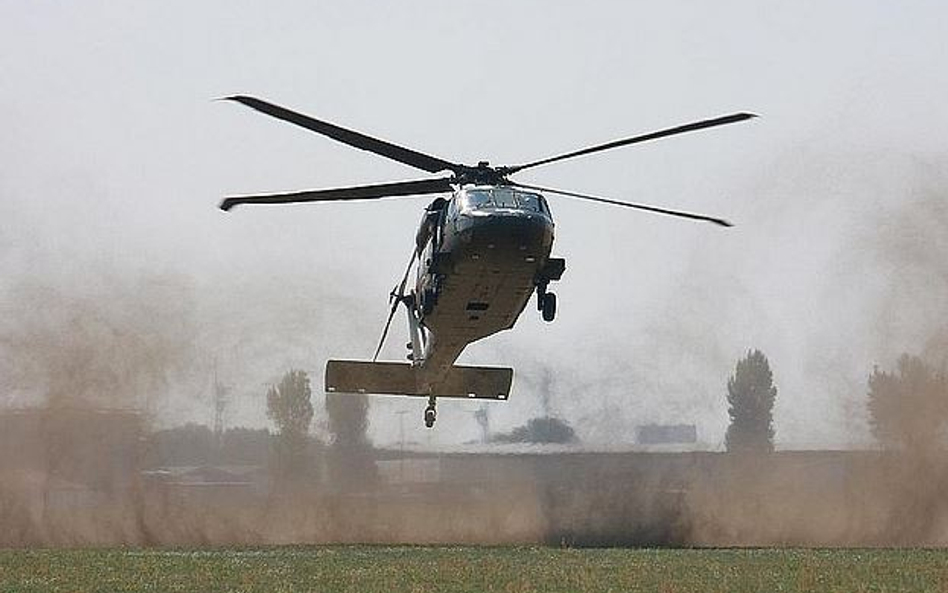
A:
[456, 161, 509, 186]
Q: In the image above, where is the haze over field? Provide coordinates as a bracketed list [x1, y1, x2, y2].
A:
[2, 1, 948, 448]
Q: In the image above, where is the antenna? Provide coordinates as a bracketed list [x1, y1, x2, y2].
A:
[212, 361, 230, 446]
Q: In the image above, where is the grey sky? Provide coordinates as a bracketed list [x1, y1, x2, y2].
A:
[2, 1, 947, 447]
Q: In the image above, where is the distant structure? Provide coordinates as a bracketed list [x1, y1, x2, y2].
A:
[0, 407, 144, 518]
[636, 424, 697, 445]
[213, 374, 230, 444]
[473, 406, 489, 443]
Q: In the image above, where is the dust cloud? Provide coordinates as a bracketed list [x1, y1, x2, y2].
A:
[0, 275, 199, 412]
[0, 273, 195, 546]
[4, 157, 948, 548]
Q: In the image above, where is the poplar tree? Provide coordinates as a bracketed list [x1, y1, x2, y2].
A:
[725, 349, 777, 453]
[266, 369, 314, 473]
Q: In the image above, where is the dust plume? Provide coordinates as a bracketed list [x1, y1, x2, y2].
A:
[4, 154, 948, 548]
[517, 154, 948, 548]
[657, 160, 948, 546]
[0, 275, 199, 411]
[0, 272, 199, 546]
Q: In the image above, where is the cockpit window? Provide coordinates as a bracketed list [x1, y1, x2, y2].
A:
[517, 192, 542, 212]
[461, 189, 547, 212]
[491, 188, 517, 208]
[465, 190, 492, 209]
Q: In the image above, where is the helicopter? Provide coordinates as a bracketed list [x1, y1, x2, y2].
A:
[221, 96, 755, 427]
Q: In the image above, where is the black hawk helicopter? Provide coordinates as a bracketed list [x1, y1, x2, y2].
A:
[221, 96, 754, 427]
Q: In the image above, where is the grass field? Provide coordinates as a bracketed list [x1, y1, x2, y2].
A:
[1, 546, 946, 593]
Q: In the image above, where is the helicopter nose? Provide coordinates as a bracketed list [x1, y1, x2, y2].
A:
[467, 211, 552, 246]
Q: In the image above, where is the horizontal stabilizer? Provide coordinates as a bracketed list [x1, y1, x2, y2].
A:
[325, 360, 512, 400]
[326, 361, 416, 396]
[437, 364, 513, 399]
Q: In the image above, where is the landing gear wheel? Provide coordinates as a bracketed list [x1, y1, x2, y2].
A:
[424, 406, 436, 428]
[424, 398, 437, 428]
[541, 292, 557, 322]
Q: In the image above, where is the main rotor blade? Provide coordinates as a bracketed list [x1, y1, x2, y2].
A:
[220, 177, 454, 211]
[224, 96, 461, 175]
[513, 182, 733, 227]
[373, 250, 418, 362]
[505, 113, 756, 175]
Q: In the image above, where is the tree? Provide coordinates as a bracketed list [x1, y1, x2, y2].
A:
[325, 393, 369, 449]
[324, 393, 375, 488]
[266, 369, 314, 473]
[148, 423, 214, 465]
[493, 416, 577, 444]
[867, 354, 948, 450]
[725, 349, 776, 453]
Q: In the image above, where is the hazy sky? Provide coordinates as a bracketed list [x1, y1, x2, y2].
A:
[2, 1, 947, 448]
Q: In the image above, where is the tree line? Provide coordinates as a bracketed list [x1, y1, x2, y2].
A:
[150, 351, 944, 465]
[723, 349, 948, 453]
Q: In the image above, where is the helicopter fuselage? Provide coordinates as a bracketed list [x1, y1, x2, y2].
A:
[409, 185, 565, 390]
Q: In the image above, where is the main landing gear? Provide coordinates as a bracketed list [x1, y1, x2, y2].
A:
[424, 396, 437, 428]
[541, 292, 556, 322]
[537, 284, 557, 322]
[535, 257, 565, 323]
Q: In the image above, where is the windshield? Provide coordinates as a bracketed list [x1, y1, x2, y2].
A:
[462, 188, 545, 212]
[466, 190, 492, 209]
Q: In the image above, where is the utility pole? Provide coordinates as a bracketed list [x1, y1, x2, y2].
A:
[474, 405, 489, 444]
[539, 369, 553, 416]
[213, 362, 230, 449]
[395, 409, 410, 484]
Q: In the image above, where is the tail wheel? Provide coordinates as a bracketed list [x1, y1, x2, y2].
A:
[541, 292, 557, 322]
[424, 405, 436, 428]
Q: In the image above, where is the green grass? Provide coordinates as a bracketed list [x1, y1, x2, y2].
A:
[0, 547, 946, 593]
